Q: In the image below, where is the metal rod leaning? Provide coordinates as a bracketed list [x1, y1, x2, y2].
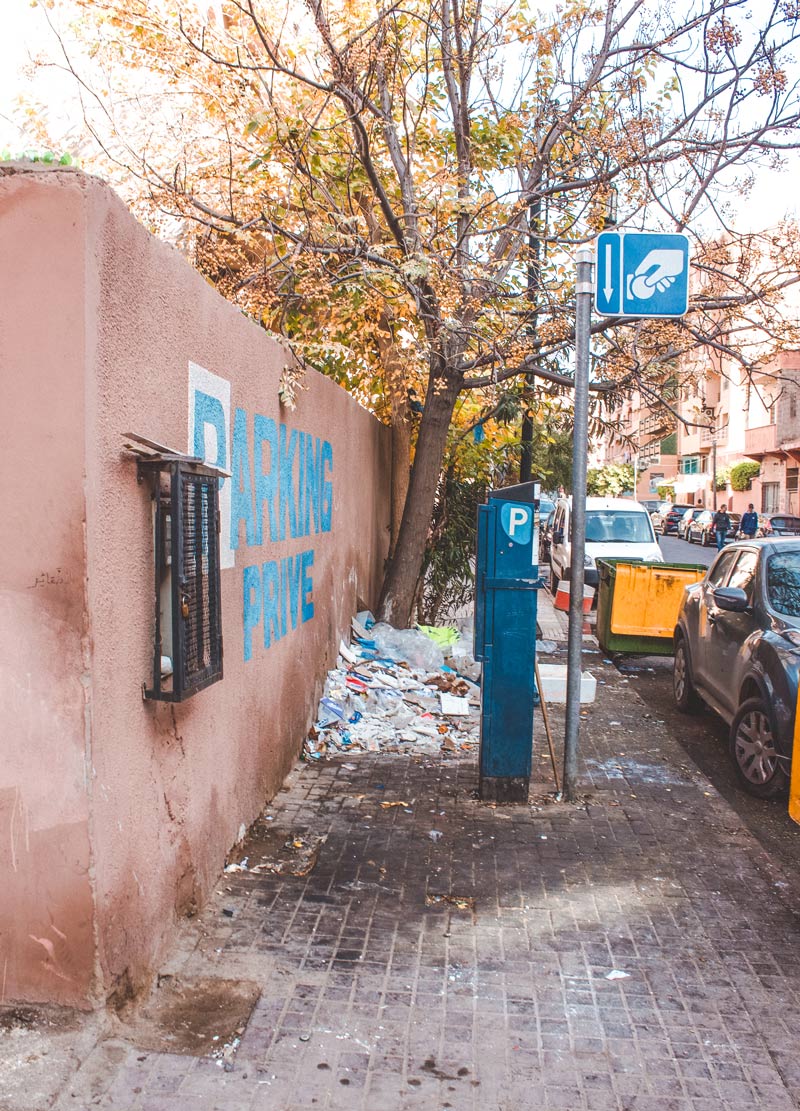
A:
[535, 658, 561, 795]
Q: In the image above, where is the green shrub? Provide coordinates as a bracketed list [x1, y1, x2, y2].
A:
[730, 461, 760, 492]
[586, 462, 635, 497]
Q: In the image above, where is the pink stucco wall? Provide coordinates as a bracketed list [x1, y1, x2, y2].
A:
[0, 166, 391, 1008]
[0, 172, 95, 1007]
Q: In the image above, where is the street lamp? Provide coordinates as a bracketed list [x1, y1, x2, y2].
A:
[701, 402, 717, 511]
[602, 183, 619, 230]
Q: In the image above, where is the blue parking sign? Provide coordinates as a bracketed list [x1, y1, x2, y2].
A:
[595, 231, 690, 318]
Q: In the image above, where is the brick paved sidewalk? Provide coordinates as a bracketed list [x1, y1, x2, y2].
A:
[32, 637, 800, 1111]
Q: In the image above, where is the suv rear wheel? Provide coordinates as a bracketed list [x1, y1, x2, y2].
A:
[673, 634, 701, 713]
[729, 697, 788, 798]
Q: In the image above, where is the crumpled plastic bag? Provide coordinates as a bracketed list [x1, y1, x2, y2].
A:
[446, 633, 481, 681]
[370, 623, 445, 671]
[447, 633, 473, 659]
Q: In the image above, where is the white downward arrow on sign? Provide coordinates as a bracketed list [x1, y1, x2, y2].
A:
[603, 244, 614, 301]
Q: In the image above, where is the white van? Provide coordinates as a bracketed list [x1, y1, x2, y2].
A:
[548, 497, 663, 590]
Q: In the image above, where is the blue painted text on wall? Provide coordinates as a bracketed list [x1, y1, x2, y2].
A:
[229, 410, 333, 550]
[242, 550, 315, 662]
[189, 367, 332, 661]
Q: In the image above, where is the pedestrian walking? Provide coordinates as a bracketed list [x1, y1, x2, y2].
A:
[741, 503, 759, 539]
[713, 506, 731, 550]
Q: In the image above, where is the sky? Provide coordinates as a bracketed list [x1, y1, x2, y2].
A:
[2, 0, 799, 232]
[0, 0, 80, 155]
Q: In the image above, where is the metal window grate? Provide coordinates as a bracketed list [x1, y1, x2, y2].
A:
[138, 457, 224, 702]
[179, 471, 222, 690]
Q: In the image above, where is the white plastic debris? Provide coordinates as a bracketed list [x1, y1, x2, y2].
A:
[446, 634, 481, 680]
[304, 618, 481, 761]
[605, 969, 630, 980]
[224, 857, 249, 873]
[370, 623, 445, 670]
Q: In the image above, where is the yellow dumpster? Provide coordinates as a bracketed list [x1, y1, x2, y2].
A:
[596, 560, 707, 656]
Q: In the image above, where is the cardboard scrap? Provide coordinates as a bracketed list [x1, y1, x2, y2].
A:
[439, 693, 470, 716]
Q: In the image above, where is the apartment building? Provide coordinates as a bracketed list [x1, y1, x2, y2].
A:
[593, 352, 800, 512]
[593, 388, 678, 500]
[742, 353, 800, 513]
[673, 352, 800, 513]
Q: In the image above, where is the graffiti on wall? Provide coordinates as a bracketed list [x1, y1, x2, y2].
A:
[188, 362, 333, 660]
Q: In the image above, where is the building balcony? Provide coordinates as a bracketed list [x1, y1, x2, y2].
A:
[699, 422, 729, 451]
[680, 432, 702, 455]
[638, 416, 675, 440]
[744, 424, 777, 458]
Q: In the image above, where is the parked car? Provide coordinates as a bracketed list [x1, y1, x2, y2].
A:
[549, 496, 663, 591]
[687, 510, 741, 546]
[650, 500, 676, 531]
[539, 509, 556, 564]
[649, 499, 673, 522]
[756, 514, 800, 538]
[673, 537, 800, 797]
[638, 499, 662, 514]
[676, 507, 704, 540]
[652, 502, 695, 535]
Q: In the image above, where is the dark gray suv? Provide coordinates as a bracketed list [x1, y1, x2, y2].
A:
[673, 538, 800, 797]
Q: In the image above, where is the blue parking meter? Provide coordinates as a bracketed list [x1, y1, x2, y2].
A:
[475, 481, 542, 802]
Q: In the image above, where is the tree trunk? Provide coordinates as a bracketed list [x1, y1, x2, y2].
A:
[390, 408, 412, 557]
[375, 318, 412, 556]
[377, 369, 461, 627]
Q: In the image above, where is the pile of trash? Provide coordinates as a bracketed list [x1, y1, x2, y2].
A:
[303, 613, 482, 760]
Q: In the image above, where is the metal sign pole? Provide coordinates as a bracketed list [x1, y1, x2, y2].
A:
[563, 246, 593, 801]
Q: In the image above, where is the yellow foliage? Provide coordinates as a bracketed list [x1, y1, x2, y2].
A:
[30, 0, 798, 450]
